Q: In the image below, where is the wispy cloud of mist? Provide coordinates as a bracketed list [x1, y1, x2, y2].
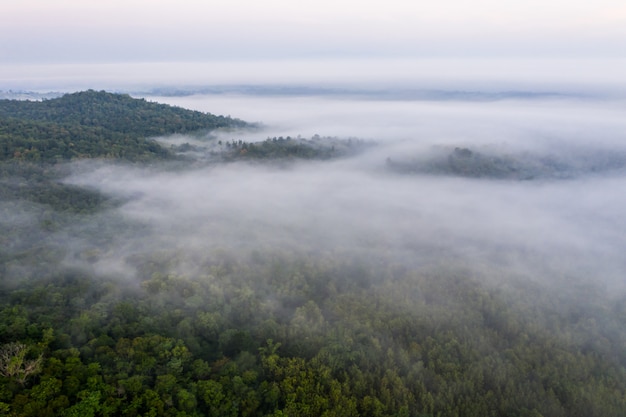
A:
[150, 92, 626, 152]
[60, 93, 626, 298]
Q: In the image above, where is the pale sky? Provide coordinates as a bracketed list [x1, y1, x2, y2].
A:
[1, 0, 626, 91]
[2, 0, 625, 63]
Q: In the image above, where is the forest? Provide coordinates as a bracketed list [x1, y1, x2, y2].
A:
[0, 90, 248, 162]
[1, 91, 626, 416]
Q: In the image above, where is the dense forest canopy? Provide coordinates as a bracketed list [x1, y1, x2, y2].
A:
[0, 90, 248, 162]
[1, 91, 625, 416]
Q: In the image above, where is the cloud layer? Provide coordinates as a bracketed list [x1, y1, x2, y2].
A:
[60, 93, 626, 298]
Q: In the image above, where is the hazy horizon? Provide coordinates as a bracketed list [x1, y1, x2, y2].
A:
[2, 59, 626, 98]
[3, 1, 623, 93]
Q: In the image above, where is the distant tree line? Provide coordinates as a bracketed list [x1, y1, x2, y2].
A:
[385, 146, 626, 180]
[217, 135, 373, 161]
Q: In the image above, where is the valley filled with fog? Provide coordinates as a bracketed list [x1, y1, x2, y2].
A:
[63, 92, 626, 295]
[3, 0, 626, 412]
[3, 86, 626, 416]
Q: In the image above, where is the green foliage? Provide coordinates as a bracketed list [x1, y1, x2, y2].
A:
[217, 135, 373, 162]
[0, 162, 113, 214]
[386, 145, 626, 180]
[0, 342, 43, 385]
[0, 90, 249, 163]
[2, 244, 626, 416]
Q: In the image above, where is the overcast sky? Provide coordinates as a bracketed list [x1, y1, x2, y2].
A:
[2, 1, 626, 89]
[3, 0, 626, 62]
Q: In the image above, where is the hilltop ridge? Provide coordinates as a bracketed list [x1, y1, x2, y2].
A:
[0, 90, 249, 162]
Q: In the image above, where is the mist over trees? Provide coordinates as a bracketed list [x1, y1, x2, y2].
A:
[1, 91, 626, 416]
[385, 145, 626, 180]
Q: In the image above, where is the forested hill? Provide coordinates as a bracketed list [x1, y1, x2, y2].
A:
[0, 90, 249, 162]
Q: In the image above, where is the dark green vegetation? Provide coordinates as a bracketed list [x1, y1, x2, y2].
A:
[0, 163, 116, 215]
[1, 92, 626, 416]
[386, 146, 626, 180]
[0, 90, 367, 165]
[173, 136, 373, 163]
[0, 90, 248, 162]
[2, 237, 626, 416]
[225, 136, 370, 160]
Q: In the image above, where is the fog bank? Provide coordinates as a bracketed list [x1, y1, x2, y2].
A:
[58, 92, 626, 297]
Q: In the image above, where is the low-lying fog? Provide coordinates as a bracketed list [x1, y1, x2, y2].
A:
[59, 92, 626, 297]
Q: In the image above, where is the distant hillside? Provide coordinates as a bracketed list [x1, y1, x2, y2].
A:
[168, 135, 375, 163]
[386, 146, 626, 180]
[0, 90, 249, 162]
